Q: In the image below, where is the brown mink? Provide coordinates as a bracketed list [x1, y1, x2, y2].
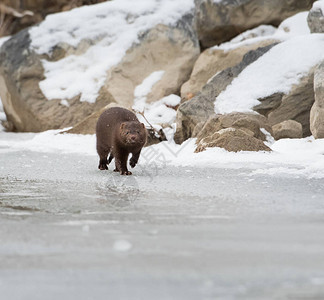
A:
[96, 107, 147, 175]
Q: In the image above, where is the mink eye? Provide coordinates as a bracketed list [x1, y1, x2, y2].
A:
[126, 131, 130, 135]
[136, 131, 139, 134]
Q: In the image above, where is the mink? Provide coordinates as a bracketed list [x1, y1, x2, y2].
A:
[96, 107, 147, 175]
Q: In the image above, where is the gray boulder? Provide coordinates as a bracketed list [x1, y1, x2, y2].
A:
[307, 2, 324, 33]
[310, 61, 324, 138]
[195, 0, 315, 48]
[0, 29, 113, 132]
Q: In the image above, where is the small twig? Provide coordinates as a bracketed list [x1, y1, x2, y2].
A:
[133, 109, 156, 132]
[132, 108, 167, 142]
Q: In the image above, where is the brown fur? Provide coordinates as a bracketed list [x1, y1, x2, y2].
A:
[96, 107, 147, 175]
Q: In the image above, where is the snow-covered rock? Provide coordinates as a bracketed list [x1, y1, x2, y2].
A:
[0, 0, 198, 132]
[180, 36, 278, 100]
[266, 70, 315, 137]
[175, 11, 324, 145]
[174, 42, 276, 144]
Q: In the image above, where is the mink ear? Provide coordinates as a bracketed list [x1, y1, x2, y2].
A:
[120, 123, 125, 129]
[141, 123, 145, 128]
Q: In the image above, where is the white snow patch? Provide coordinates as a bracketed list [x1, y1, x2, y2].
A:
[276, 12, 310, 38]
[313, 1, 324, 14]
[214, 34, 324, 114]
[29, 0, 194, 103]
[136, 94, 181, 126]
[133, 70, 165, 112]
[134, 71, 165, 99]
[60, 99, 70, 107]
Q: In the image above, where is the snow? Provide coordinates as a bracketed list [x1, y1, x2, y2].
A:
[133, 71, 165, 112]
[313, 0, 324, 14]
[136, 94, 180, 126]
[132, 71, 180, 126]
[2, 130, 324, 179]
[134, 71, 165, 100]
[29, 0, 194, 103]
[213, 11, 318, 114]
[214, 34, 324, 114]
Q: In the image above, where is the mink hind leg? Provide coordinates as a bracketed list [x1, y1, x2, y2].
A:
[97, 145, 110, 170]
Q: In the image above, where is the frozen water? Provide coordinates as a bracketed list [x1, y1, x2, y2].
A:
[1, 132, 324, 299]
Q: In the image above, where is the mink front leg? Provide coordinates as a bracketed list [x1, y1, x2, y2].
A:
[130, 150, 141, 168]
[115, 150, 132, 175]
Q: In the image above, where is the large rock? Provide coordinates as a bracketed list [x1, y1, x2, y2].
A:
[0, 5, 199, 132]
[256, 70, 315, 137]
[272, 120, 303, 140]
[181, 39, 277, 99]
[174, 42, 277, 144]
[195, 112, 272, 144]
[0, 29, 114, 132]
[310, 61, 324, 138]
[195, 128, 271, 153]
[195, 0, 315, 48]
[307, 2, 324, 33]
[195, 113, 272, 152]
[103, 23, 199, 108]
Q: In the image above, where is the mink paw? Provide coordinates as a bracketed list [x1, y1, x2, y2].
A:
[120, 170, 132, 175]
[98, 164, 108, 170]
[130, 160, 137, 168]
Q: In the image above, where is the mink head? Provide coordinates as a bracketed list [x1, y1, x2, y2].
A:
[119, 121, 147, 146]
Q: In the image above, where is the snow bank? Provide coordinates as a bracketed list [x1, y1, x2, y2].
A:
[215, 34, 324, 114]
[29, 0, 194, 103]
[2, 131, 324, 179]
